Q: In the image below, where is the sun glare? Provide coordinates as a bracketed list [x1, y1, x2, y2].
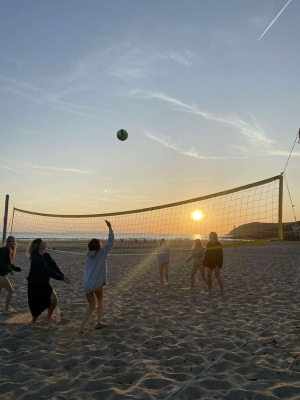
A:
[191, 210, 203, 220]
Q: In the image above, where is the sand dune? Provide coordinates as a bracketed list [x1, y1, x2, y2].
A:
[0, 243, 300, 399]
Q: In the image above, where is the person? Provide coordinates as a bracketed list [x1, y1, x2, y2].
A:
[27, 239, 70, 325]
[0, 236, 22, 314]
[187, 238, 207, 289]
[156, 239, 170, 287]
[203, 232, 223, 293]
[78, 220, 114, 334]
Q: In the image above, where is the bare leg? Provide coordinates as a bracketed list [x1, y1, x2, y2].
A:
[0, 276, 14, 313]
[94, 285, 104, 324]
[207, 268, 213, 291]
[78, 292, 96, 333]
[215, 267, 223, 293]
[191, 265, 199, 288]
[159, 264, 164, 287]
[164, 262, 169, 285]
[30, 317, 37, 325]
[48, 290, 57, 318]
[199, 265, 208, 285]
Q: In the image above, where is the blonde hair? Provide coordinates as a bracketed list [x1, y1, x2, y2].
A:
[27, 238, 43, 261]
[192, 238, 203, 250]
[209, 232, 219, 243]
[5, 236, 16, 260]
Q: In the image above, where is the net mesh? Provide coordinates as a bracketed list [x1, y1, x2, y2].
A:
[7, 175, 282, 255]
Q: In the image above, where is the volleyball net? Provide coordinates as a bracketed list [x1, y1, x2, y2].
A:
[4, 175, 283, 255]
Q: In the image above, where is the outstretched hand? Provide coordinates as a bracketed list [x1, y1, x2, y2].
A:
[105, 220, 112, 230]
[63, 277, 70, 284]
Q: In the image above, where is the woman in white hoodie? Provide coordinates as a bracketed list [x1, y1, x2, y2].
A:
[156, 239, 170, 287]
[78, 220, 114, 334]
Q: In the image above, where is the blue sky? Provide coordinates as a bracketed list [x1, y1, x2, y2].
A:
[0, 0, 299, 222]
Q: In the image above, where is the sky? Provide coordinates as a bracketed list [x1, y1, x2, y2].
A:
[0, 0, 299, 227]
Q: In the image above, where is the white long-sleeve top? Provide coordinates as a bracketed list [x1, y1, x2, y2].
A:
[156, 245, 170, 264]
[83, 229, 114, 294]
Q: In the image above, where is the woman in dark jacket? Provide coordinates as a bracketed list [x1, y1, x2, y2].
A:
[0, 236, 22, 314]
[203, 232, 223, 293]
[27, 239, 69, 325]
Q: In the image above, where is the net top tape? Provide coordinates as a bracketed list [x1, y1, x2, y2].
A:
[13, 175, 282, 218]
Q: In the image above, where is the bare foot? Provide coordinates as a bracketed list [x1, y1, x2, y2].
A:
[3, 308, 17, 315]
[95, 321, 106, 330]
[3, 310, 13, 316]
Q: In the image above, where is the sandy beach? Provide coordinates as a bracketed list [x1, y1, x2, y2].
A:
[1, 242, 300, 399]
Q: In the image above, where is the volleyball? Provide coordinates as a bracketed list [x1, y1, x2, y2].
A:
[117, 129, 128, 141]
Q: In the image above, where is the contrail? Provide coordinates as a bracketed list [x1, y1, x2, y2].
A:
[258, 0, 292, 41]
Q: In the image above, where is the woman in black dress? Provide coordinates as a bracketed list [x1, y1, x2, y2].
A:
[27, 239, 70, 325]
[203, 232, 223, 293]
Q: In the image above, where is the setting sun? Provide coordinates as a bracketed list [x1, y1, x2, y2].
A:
[191, 210, 203, 220]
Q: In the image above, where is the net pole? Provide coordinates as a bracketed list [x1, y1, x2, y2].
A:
[278, 175, 283, 240]
[2, 195, 9, 246]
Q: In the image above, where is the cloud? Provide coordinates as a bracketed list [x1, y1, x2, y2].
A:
[144, 131, 248, 160]
[0, 164, 24, 174]
[264, 150, 300, 157]
[47, 194, 79, 202]
[29, 165, 98, 174]
[132, 90, 272, 146]
[2, 159, 106, 175]
[167, 177, 209, 181]
[64, 47, 194, 86]
[0, 74, 102, 119]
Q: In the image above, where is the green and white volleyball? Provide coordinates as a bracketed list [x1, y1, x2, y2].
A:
[117, 129, 128, 141]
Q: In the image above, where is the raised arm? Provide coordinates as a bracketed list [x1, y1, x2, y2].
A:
[102, 220, 114, 254]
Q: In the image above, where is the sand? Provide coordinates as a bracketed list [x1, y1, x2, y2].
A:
[0, 243, 300, 400]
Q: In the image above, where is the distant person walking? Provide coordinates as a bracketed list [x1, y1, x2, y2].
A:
[203, 232, 224, 293]
[156, 239, 171, 287]
[0, 236, 22, 315]
[78, 220, 114, 334]
[187, 238, 207, 289]
[27, 239, 70, 325]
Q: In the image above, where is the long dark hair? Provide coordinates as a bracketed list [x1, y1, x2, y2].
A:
[88, 238, 102, 251]
[27, 238, 43, 261]
[5, 236, 16, 260]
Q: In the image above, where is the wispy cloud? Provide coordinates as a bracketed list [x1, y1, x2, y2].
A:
[65, 47, 194, 86]
[131, 90, 272, 146]
[2, 159, 106, 176]
[258, 0, 293, 41]
[228, 145, 300, 158]
[264, 150, 300, 156]
[47, 194, 79, 202]
[145, 132, 245, 160]
[167, 177, 209, 181]
[29, 165, 98, 174]
[0, 74, 102, 119]
[95, 197, 154, 203]
[0, 164, 24, 174]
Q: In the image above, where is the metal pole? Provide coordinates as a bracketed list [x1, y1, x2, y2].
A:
[278, 175, 283, 240]
[234, 225, 236, 251]
[2, 195, 9, 246]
